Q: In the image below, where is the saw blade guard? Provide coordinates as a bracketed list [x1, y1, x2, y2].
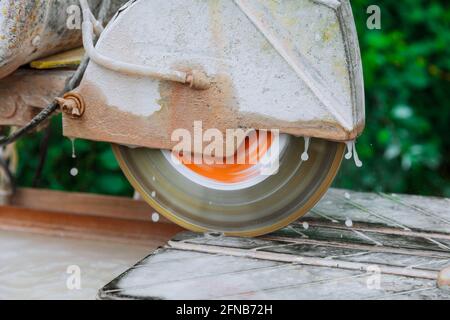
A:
[63, 0, 365, 147]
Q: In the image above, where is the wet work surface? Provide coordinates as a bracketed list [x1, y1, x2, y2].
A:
[1, 188, 449, 299]
[99, 189, 450, 300]
[0, 231, 149, 300]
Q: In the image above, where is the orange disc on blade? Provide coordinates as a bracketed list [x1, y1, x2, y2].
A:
[180, 131, 273, 184]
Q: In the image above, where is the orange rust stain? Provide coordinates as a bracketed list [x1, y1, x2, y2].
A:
[67, 75, 242, 153]
[65, 79, 360, 149]
[157, 72, 242, 155]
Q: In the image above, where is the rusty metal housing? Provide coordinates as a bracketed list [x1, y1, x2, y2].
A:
[63, 0, 365, 150]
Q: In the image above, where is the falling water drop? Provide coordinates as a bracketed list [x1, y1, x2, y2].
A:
[70, 138, 77, 159]
[70, 167, 79, 177]
[345, 140, 363, 167]
[151, 212, 160, 223]
[133, 192, 141, 200]
[301, 137, 310, 161]
[302, 222, 309, 230]
[345, 141, 353, 160]
[151, 191, 156, 198]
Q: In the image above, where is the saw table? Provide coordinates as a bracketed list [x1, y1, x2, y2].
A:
[97, 189, 450, 300]
[1, 188, 449, 299]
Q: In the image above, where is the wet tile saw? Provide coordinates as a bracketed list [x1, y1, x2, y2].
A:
[0, 0, 365, 236]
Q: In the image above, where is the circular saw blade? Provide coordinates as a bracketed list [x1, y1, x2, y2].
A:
[113, 137, 345, 237]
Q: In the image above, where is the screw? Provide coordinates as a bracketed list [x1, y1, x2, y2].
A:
[55, 93, 85, 119]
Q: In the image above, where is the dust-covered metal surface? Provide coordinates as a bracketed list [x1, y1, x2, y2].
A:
[99, 189, 450, 300]
[65, 0, 365, 148]
[0, 0, 127, 79]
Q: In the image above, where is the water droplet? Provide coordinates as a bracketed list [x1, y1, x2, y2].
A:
[345, 218, 353, 228]
[151, 191, 156, 198]
[152, 176, 156, 181]
[70, 168, 79, 177]
[345, 140, 363, 167]
[133, 192, 141, 200]
[70, 138, 77, 159]
[151, 212, 160, 223]
[301, 137, 310, 161]
[345, 141, 353, 160]
[302, 222, 309, 230]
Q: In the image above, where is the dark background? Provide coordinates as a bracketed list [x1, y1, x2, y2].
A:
[15, 0, 450, 197]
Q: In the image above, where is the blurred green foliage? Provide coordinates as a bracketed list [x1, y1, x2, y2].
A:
[14, 0, 450, 197]
[335, 0, 450, 197]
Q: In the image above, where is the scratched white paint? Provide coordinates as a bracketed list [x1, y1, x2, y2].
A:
[84, 0, 364, 129]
